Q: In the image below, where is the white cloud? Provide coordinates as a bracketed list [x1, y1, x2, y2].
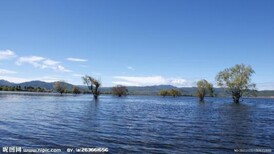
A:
[37, 76, 63, 82]
[56, 65, 72, 72]
[112, 81, 139, 86]
[42, 59, 71, 72]
[0, 75, 63, 83]
[66, 57, 87, 62]
[73, 74, 84, 77]
[16, 56, 45, 67]
[127, 66, 135, 71]
[0, 75, 30, 83]
[0, 49, 16, 60]
[0, 69, 17, 74]
[169, 78, 188, 85]
[256, 82, 274, 90]
[113, 76, 194, 87]
[16, 56, 71, 72]
[43, 59, 59, 66]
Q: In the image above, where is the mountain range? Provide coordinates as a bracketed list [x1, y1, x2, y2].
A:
[0, 80, 75, 91]
[0, 79, 274, 97]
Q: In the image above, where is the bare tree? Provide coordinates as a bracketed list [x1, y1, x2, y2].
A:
[54, 81, 66, 95]
[112, 85, 128, 97]
[72, 86, 81, 94]
[82, 75, 101, 99]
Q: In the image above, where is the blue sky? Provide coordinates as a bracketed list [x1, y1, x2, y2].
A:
[0, 0, 273, 90]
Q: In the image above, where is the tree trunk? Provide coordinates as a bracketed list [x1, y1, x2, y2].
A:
[198, 91, 205, 102]
[232, 90, 241, 103]
[94, 95, 98, 100]
[233, 96, 240, 103]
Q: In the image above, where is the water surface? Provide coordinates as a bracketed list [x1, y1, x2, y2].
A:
[0, 93, 273, 153]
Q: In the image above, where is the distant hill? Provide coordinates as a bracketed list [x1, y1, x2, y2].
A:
[0, 80, 75, 91]
[257, 90, 274, 97]
[19, 80, 54, 89]
[0, 80, 16, 86]
[0, 79, 274, 97]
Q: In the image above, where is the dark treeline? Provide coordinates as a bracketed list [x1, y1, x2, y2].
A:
[158, 89, 182, 97]
[0, 85, 49, 92]
[0, 85, 90, 94]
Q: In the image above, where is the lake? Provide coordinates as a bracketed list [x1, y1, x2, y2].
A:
[0, 93, 273, 153]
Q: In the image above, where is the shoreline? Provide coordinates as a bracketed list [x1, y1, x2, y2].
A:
[1, 91, 274, 99]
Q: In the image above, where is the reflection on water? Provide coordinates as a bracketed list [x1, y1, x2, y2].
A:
[0, 93, 273, 153]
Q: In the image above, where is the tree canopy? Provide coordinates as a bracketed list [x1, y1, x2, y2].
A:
[196, 79, 213, 102]
[54, 81, 66, 95]
[72, 86, 81, 94]
[112, 85, 128, 97]
[82, 75, 101, 99]
[215, 64, 256, 103]
[159, 89, 181, 97]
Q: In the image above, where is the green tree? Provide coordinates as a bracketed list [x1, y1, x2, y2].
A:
[36, 87, 45, 92]
[54, 81, 66, 95]
[112, 85, 128, 97]
[197, 79, 213, 101]
[215, 64, 256, 103]
[159, 89, 182, 97]
[2, 86, 8, 91]
[169, 89, 181, 97]
[15, 86, 22, 91]
[82, 75, 101, 100]
[159, 90, 169, 97]
[10, 86, 15, 91]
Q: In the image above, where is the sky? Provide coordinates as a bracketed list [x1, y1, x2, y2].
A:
[0, 0, 273, 90]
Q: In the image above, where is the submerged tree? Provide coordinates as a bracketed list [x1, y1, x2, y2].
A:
[54, 81, 66, 95]
[112, 85, 128, 97]
[215, 64, 256, 103]
[169, 89, 182, 97]
[159, 89, 181, 97]
[196, 79, 213, 102]
[72, 86, 81, 94]
[159, 90, 169, 97]
[82, 75, 101, 100]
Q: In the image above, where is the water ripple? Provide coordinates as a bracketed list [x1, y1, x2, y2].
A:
[0, 94, 273, 153]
